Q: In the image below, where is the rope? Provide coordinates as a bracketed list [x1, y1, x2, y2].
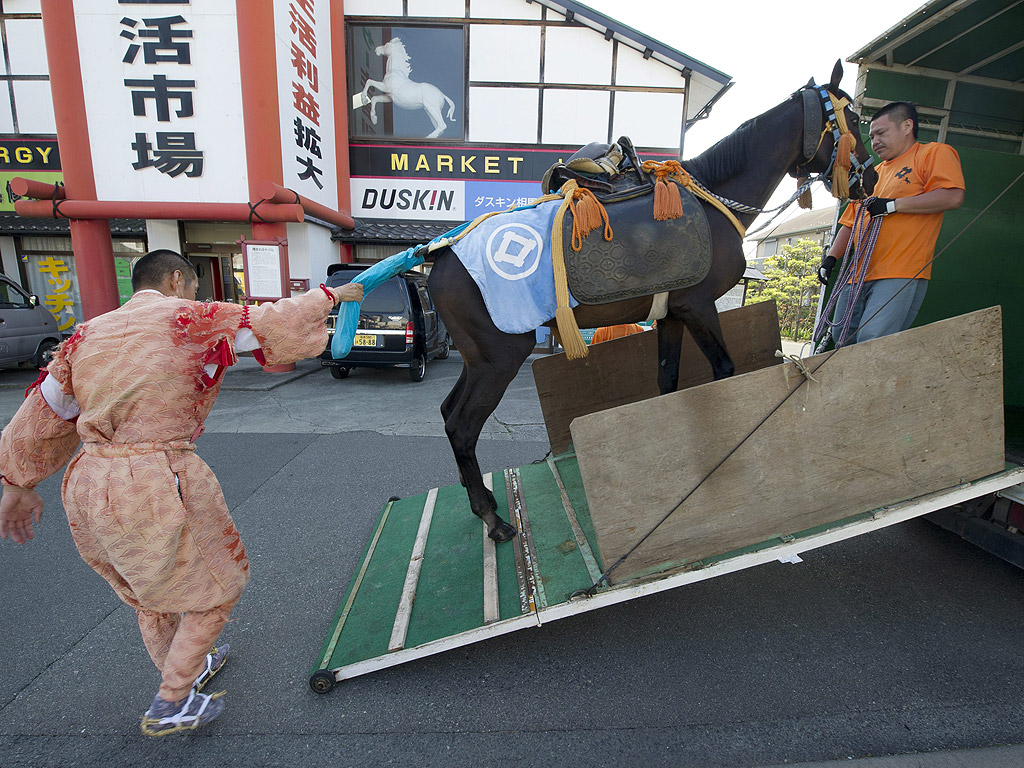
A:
[247, 198, 269, 224]
[550, 180, 594, 359]
[642, 160, 746, 238]
[573, 346, 838, 597]
[812, 201, 882, 350]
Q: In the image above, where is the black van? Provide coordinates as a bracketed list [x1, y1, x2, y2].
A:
[320, 264, 450, 382]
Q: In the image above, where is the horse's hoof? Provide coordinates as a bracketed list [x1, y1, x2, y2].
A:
[488, 518, 517, 543]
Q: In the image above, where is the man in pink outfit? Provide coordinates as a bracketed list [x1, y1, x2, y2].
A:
[0, 250, 362, 735]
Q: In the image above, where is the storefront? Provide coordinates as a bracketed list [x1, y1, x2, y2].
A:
[336, 0, 733, 261]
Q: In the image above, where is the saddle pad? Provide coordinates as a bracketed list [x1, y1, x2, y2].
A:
[450, 199, 578, 335]
[562, 183, 712, 304]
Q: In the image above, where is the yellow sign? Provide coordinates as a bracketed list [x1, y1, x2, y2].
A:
[0, 171, 64, 212]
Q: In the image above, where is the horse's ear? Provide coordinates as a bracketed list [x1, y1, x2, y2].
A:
[806, 77, 816, 88]
[829, 60, 843, 91]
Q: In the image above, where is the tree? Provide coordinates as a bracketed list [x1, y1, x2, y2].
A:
[748, 238, 823, 341]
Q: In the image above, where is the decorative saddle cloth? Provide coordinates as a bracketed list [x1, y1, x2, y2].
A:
[561, 183, 711, 304]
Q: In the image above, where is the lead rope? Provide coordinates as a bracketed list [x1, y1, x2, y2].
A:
[812, 201, 882, 350]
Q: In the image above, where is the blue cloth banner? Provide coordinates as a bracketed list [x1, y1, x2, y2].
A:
[449, 199, 576, 334]
[330, 225, 470, 358]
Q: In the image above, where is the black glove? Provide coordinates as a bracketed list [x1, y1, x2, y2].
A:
[866, 197, 897, 217]
[818, 255, 836, 285]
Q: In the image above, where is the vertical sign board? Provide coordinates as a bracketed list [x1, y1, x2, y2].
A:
[274, 0, 338, 211]
[72, 0, 248, 203]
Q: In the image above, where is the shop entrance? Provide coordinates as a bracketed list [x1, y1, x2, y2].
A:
[182, 223, 250, 304]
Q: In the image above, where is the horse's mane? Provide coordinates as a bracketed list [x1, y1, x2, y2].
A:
[682, 93, 803, 187]
[385, 38, 411, 75]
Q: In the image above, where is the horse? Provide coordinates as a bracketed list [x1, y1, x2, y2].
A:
[359, 37, 457, 139]
[427, 60, 877, 543]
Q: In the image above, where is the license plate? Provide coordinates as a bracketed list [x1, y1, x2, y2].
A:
[352, 334, 377, 347]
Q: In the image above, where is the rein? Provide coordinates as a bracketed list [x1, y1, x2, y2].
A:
[812, 201, 882, 350]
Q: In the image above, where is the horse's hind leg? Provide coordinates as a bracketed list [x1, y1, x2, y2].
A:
[661, 296, 735, 394]
[440, 364, 469, 489]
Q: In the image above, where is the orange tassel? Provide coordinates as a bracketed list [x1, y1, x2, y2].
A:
[653, 178, 683, 221]
[832, 132, 855, 199]
[574, 192, 603, 238]
[797, 174, 812, 209]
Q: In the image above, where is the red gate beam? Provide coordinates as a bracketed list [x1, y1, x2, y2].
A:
[14, 198, 304, 223]
[11, 177, 65, 200]
[255, 181, 355, 230]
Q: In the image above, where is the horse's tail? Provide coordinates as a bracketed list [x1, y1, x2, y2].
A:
[444, 94, 456, 121]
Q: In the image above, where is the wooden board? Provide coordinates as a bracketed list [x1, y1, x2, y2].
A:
[532, 301, 784, 454]
[570, 308, 1007, 582]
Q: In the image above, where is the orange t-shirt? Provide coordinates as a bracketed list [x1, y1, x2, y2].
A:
[839, 142, 964, 281]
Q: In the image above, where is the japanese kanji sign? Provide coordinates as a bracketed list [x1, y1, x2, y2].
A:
[73, 1, 247, 202]
[274, 0, 338, 209]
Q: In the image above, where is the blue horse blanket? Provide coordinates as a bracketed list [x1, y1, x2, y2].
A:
[449, 199, 577, 334]
[330, 201, 576, 357]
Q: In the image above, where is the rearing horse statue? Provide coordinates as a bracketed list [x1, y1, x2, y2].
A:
[427, 61, 877, 542]
[358, 37, 457, 139]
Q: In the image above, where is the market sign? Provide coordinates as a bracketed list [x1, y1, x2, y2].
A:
[73, 0, 249, 203]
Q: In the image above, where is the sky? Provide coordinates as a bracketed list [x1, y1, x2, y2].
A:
[580, 0, 929, 244]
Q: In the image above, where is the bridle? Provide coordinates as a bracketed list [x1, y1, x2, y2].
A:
[795, 85, 874, 199]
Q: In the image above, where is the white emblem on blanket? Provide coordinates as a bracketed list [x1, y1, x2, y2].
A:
[451, 199, 578, 334]
[486, 224, 543, 280]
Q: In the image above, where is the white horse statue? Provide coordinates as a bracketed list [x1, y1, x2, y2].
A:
[356, 37, 457, 139]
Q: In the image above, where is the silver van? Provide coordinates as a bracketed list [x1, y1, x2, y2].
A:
[0, 274, 62, 369]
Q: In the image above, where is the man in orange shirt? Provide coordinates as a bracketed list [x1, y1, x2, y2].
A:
[818, 101, 965, 343]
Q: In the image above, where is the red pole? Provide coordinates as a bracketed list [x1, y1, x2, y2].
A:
[332, 0, 354, 263]
[236, 0, 287, 245]
[40, 0, 119, 319]
[11, 178, 65, 200]
[255, 181, 355, 229]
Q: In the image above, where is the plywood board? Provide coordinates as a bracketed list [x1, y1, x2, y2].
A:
[570, 308, 1006, 582]
[532, 301, 784, 454]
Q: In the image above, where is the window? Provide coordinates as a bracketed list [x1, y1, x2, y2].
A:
[348, 25, 465, 141]
[0, 8, 53, 134]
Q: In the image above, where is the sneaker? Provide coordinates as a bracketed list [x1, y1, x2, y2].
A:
[194, 643, 230, 692]
[139, 689, 225, 737]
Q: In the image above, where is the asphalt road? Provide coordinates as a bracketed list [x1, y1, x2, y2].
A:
[1, 352, 1022, 768]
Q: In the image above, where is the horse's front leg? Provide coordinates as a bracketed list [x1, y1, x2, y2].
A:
[360, 78, 384, 101]
[445, 407, 515, 543]
[368, 94, 391, 125]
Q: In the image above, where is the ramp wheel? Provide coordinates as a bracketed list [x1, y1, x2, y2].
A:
[309, 669, 336, 694]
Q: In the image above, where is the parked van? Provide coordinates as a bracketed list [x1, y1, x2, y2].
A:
[0, 274, 61, 369]
[320, 264, 450, 382]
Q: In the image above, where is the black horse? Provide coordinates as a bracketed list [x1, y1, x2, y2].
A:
[428, 61, 877, 542]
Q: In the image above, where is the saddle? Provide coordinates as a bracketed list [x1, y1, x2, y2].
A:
[541, 136, 712, 305]
[541, 136, 654, 202]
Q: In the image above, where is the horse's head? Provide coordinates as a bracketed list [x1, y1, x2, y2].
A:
[374, 37, 411, 74]
[793, 61, 877, 200]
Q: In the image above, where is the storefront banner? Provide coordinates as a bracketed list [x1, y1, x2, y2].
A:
[72, 1, 248, 203]
[274, 0, 338, 210]
[351, 177, 463, 221]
